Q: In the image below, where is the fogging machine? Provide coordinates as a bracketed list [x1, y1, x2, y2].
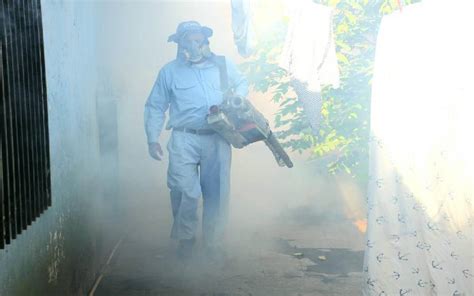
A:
[207, 95, 293, 168]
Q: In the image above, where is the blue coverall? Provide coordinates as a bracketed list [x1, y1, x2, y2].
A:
[144, 57, 249, 245]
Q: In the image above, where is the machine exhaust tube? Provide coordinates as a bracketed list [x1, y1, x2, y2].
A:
[265, 132, 294, 168]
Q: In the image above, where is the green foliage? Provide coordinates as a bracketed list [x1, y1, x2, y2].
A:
[240, 0, 420, 182]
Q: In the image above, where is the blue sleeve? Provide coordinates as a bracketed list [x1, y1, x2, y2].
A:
[144, 69, 170, 144]
[226, 58, 249, 98]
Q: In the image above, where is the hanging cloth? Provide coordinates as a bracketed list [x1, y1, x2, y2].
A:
[291, 79, 322, 135]
[279, 0, 340, 134]
[364, 1, 474, 295]
[279, 0, 340, 92]
[231, 0, 257, 58]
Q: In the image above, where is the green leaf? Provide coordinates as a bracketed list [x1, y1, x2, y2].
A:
[337, 52, 350, 64]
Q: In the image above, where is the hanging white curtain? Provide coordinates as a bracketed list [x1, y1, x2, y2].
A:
[364, 1, 473, 295]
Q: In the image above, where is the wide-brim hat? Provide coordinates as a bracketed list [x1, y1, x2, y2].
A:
[168, 21, 213, 43]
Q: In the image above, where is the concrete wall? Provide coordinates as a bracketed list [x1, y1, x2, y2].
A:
[0, 1, 119, 295]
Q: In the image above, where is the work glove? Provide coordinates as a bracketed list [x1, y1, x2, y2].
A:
[148, 142, 163, 161]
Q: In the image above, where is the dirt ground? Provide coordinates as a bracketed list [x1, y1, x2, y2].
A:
[94, 197, 366, 296]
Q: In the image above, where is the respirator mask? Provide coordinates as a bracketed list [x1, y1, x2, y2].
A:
[180, 36, 211, 63]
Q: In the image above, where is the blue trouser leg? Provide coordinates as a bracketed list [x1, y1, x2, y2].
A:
[169, 190, 181, 218]
[166, 131, 231, 243]
[167, 131, 201, 240]
[200, 134, 231, 246]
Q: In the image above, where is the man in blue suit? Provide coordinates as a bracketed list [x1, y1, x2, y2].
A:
[144, 21, 249, 260]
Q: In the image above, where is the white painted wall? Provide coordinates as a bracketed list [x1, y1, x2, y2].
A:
[0, 1, 115, 294]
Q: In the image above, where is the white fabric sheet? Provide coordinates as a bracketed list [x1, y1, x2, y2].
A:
[364, 1, 474, 295]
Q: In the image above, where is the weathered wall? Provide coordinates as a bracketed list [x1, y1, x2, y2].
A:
[0, 1, 119, 295]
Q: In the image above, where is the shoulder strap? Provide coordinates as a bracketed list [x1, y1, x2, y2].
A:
[211, 55, 229, 93]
